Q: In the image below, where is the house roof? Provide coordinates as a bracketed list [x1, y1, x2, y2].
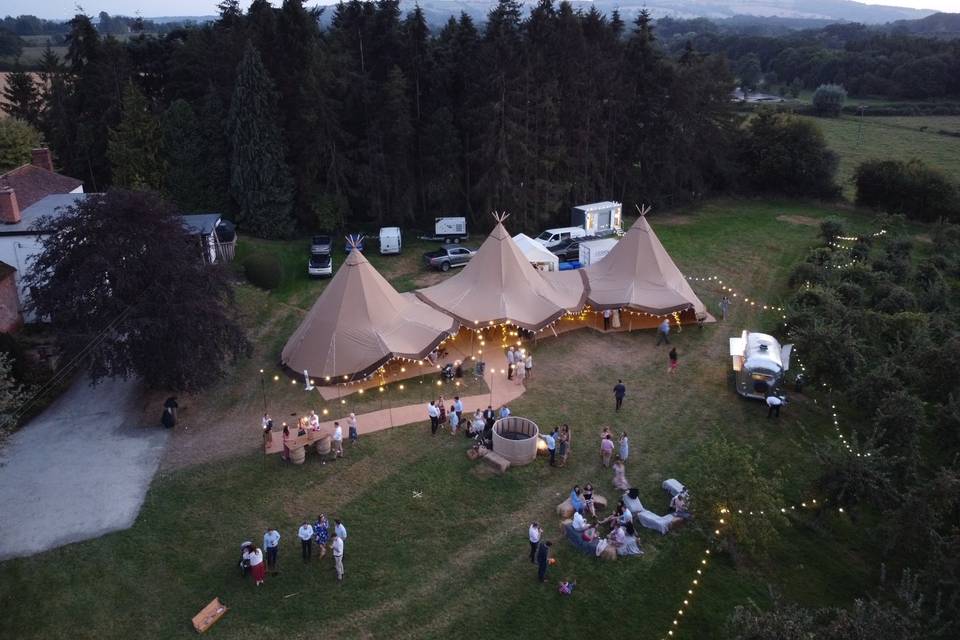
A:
[281, 247, 459, 381]
[0, 164, 83, 210]
[0, 193, 89, 235]
[180, 214, 221, 236]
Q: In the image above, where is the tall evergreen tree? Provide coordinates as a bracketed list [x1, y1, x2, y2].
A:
[226, 41, 295, 239]
[108, 83, 163, 190]
[1, 66, 42, 126]
[161, 99, 207, 210]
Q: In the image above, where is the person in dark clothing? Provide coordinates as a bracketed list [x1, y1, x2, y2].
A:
[536, 541, 553, 582]
[161, 407, 176, 429]
[613, 380, 626, 411]
[483, 405, 496, 430]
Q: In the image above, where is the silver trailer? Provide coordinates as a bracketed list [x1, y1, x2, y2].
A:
[729, 330, 792, 399]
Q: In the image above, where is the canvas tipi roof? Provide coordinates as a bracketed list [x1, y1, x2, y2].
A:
[416, 216, 586, 330]
[281, 247, 458, 381]
[583, 213, 706, 315]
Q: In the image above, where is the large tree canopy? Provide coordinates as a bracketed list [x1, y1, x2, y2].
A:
[23, 190, 250, 390]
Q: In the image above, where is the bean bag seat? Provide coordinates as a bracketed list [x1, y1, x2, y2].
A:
[556, 494, 608, 519]
[622, 493, 644, 515]
[637, 509, 678, 535]
[662, 478, 686, 497]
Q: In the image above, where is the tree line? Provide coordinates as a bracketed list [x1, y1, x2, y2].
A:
[2, 0, 843, 239]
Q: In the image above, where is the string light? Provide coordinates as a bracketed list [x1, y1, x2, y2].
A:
[685, 275, 785, 313]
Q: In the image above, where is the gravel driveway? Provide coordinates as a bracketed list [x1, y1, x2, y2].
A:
[0, 376, 168, 561]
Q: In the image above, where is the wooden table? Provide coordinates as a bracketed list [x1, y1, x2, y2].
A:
[263, 427, 333, 455]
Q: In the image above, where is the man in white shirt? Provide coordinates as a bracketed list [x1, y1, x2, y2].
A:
[427, 401, 440, 435]
[506, 346, 515, 380]
[298, 521, 314, 562]
[308, 410, 320, 430]
[263, 527, 280, 571]
[331, 531, 344, 582]
[332, 421, 344, 458]
[766, 394, 785, 418]
[334, 518, 347, 541]
[528, 521, 542, 563]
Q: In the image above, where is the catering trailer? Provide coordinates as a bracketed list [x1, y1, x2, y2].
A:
[729, 330, 792, 399]
[571, 202, 622, 237]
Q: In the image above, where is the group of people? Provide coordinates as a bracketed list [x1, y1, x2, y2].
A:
[540, 425, 572, 467]
[427, 397, 515, 441]
[566, 484, 644, 559]
[263, 410, 360, 462]
[240, 516, 348, 586]
[505, 346, 533, 384]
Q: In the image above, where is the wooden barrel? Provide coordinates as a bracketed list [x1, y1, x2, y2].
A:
[314, 434, 332, 455]
[289, 445, 306, 465]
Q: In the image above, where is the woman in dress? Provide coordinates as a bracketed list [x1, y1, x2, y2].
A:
[569, 485, 585, 514]
[438, 396, 447, 428]
[449, 405, 459, 435]
[314, 514, 330, 558]
[281, 424, 291, 462]
[619, 432, 629, 462]
[612, 458, 630, 491]
[556, 427, 568, 467]
[471, 409, 484, 437]
[583, 483, 596, 517]
[514, 358, 526, 385]
[247, 544, 266, 586]
[561, 424, 572, 464]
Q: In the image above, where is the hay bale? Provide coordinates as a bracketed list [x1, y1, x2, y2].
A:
[557, 494, 608, 519]
[481, 450, 511, 474]
[314, 434, 332, 455]
[599, 544, 618, 561]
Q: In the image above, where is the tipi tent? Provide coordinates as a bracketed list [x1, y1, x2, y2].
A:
[512, 233, 559, 272]
[281, 246, 458, 382]
[583, 212, 707, 316]
[416, 214, 586, 330]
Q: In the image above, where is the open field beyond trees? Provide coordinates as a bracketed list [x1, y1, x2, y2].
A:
[0, 200, 901, 639]
[801, 114, 960, 200]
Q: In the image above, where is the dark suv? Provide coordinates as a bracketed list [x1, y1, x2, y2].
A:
[550, 238, 582, 262]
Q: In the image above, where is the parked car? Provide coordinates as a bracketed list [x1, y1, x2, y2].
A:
[379, 227, 402, 254]
[550, 237, 583, 262]
[308, 252, 333, 278]
[423, 246, 475, 272]
[534, 226, 587, 249]
[310, 234, 332, 255]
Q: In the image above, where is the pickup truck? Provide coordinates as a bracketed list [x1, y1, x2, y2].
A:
[423, 246, 475, 272]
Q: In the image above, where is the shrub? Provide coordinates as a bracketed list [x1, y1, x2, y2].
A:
[854, 159, 959, 222]
[819, 219, 844, 243]
[243, 253, 282, 290]
[812, 83, 846, 117]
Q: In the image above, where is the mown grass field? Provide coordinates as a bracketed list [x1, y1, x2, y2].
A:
[0, 200, 896, 639]
[801, 114, 960, 200]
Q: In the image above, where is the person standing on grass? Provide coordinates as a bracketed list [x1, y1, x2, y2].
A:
[331, 531, 344, 582]
[525, 352, 533, 379]
[335, 518, 348, 542]
[613, 379, 626, 411]
[263, 527, 280, 572]
[298, 521, 314, 562]
[247, 544, 266, 586]
[557, 425, 569, 467]
[314, 514, 329, 559]
[600, 434, 615, 467]
[528, 521, 542, 563]
[506, 346, 516, 380]
[536, 541, 553, 583]
[500, 405, 511, 419]
[542, 429, 557, 466]
[428, 401, 440, 435]
[668, 347, 679, 374]
[348, 413, 359, 445]
[603, 308, 612, 330]
[514, 357, 526, 385]
[454, 396, 464, 420]
[449, 405, 460, 435]
[766, 394, 785, 418]
[332, 421, 344, 458]
[483, 405, 496, 431]
[619, 432, 629, 462]
[438, 396, 447, 429]
[656, 317, 671, 345]
[720, 296, 731, 320]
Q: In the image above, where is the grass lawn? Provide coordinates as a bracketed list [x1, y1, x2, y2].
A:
[0, 199, 892, 639]
[800, 114, 960, 200]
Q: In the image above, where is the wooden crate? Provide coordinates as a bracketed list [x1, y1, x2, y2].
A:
[192, 598, 228, 634]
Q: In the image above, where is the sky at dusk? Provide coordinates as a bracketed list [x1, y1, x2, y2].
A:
[1, 0, 956, 21]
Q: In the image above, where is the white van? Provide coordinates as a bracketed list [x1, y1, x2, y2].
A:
[534, 226, 587, 249]
[379, 227, 401, 254]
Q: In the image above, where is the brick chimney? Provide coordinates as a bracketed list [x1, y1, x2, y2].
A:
[0, 189, 21, 224]
[31, 148, 54, 172]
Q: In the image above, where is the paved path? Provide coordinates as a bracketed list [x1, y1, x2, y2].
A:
[0, 376, 168, 561]
[266, 366, 527, 454]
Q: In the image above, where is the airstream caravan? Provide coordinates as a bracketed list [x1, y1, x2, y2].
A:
[729, 331, 793, 399]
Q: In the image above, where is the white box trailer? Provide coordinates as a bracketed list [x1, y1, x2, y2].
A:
[578, 238, 618, 266]
[571, 201, 622, 236]
[418, 217, 468, 243]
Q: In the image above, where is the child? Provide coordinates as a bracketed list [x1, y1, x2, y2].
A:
[558, 579, 576, 595]
[668, 347, 679, 374]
